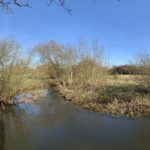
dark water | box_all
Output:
[0,89,150,150]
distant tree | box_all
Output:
[110,65,143,75]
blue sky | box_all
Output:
[0,0,150,65]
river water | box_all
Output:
[0,89,150,150]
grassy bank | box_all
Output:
[20,76,50,92]
[53,75,150,117]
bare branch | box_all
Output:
[0,0,120,14]
[48,0,72,14]
[0,0,71,13]
[13,0,31,7]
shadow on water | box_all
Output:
[0,114,4,150]
[1,89,150,150]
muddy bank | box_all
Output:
[53,84,150,117]
[0,84,49,106]
[13,89,48,105]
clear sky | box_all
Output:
[1,0,150,66]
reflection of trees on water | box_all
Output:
[0,115,4,150]
[0,90,109,150]
[2,107,35,150]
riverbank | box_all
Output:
[11,77,150,117]
[53,80,150,117]
[0,77,50,106]
[2,87,150,150]
[1,75,150,117]
[13,89,48,105]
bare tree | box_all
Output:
[0,38,27,104]
[0,38,20,69]
[34,40,65,79]
[135,50,150,88]
[34,39,107,86]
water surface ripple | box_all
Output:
[0,89,150,150]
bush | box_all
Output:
[110,65,143,75]
[34,39,107,86]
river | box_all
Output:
[0,89,150,150]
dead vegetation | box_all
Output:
[55,82,150,117]
[34,39,107,86]
[0,37,150,117]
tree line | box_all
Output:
[0,37,150,105]
[110,65,145,75]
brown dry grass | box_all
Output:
[54,76,150,117]
[107,75,136,86]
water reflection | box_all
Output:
[0,114,4,150]
[1,89,150,150]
